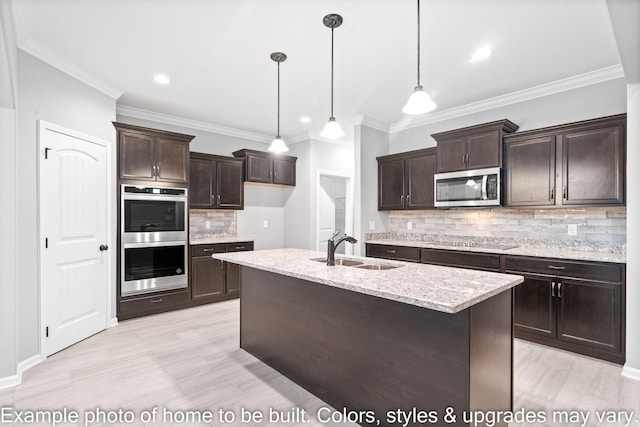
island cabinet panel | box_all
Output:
[420,249,500,271]
[365,243,421,262]
[233,149,297,186]
[240,267,512,427]
[377,148,436,211]
[190,152,244,209]
[432,119,518,173]
[505,256,625,364]
[504,114,625,207]
[114,122,194,186]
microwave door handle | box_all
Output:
[481,175,488,200]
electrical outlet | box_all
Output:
[205,220,211,229]
[568,224,577,236]
[369,221,375,230]
[263,220,269,228]
[407,221,413,230]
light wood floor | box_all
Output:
[2,300,639,427]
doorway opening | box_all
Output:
[316,173,352,256]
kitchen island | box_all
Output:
[213,248,524,427]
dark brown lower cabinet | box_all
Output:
[190,241,253,305]
[506,256,625,364]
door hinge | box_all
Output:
[46,327,49,338]
[44,147,51,159]
[45,238,48,248]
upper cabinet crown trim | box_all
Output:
[431,119,519,140]
[113,122,195,142]
[503,114,626,141]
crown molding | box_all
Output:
[116,105,274,143]
[389,65,626,133]
[19,38,123,100]
[352,114,390,133]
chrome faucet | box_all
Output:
[327,230,358,266]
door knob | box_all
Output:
[99,244,109,251]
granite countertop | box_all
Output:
[190,236,255,245]
[213,248,523,314]
[366,239,627,264]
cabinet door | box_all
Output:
[245,154,272,183]
[190,157,215,208]
[466,130,501,169]
[436,137,467,172]
[504,136,556,206]
[556,278,621,354]
[225,262,240,295]
[405,152,436,209]
[191,256,226,300]
[513,275,556,338]
[562,125,624,205]
[378,158,405,210]
[273,158,296,186]
[156,138,189,184]
[119,131,155,181]
[217,159,244,209]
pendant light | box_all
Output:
[268,52,289,153]
[402,0,437,115]
[320,13,345,140]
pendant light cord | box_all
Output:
[276,60,280,137]
[416,0,421,87]
[330,26,335,118]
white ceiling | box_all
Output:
[11,0,623,140]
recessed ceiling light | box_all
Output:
[300,116,311,123]
[154,74,170,84]
[471,47,493,62]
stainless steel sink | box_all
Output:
[354,263,400,270]
[310,257,364,266]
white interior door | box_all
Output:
[39,121,109,356]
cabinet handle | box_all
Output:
[220,261,224,270]
[150,298,163,303]
[407,194,411,205]
[563,186,567,199]
[203,248,215,252]
[274,170,277,178]
[152,165,157,177]
[547,265,566,270]
[462,154,466,166]
[217,194,221,205]
[235,246,245,250]
[549,187,554,200]
[386,249,396,254]
[557,282,562,298]
[156,165,160,177]
[466,153,470,166]
[551,281,556,297]
[400,195,404,206]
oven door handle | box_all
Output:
[481,175,488,200]
[123,240,187,249]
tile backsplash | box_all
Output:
[377,207,626,253]
[190,210,236,239]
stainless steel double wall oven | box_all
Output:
[120,185,188,296]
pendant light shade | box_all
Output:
[268,52,289,153]
[320,14,344,140]
[403,0,437,115]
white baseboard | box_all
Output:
[109,317,118,328]
[0,354,42,390]
[622,364,640,381]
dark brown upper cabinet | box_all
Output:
[232,149,297,186]
[190,152,244,210]
[113,122,194,186]
[377,148,436,210]
[504,114,625,207]
[432,119,519,173]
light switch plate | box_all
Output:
[369,221,375,230]
[568,224,577,236]
[407,221,413,230]
[205,220,211,229]
[263,220,269,228]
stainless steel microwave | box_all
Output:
[434,167,501,208]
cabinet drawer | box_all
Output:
[421,249,500,271]
[191,244,226,257]
[226,242,254,252]
[504,256,623,283]
[366,244,421,262]
[120,289,189,315]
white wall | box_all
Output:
[623,82,640,378]
[354,125,389,255]
[17,51,116,364]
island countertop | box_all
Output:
[213,248,523,313]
